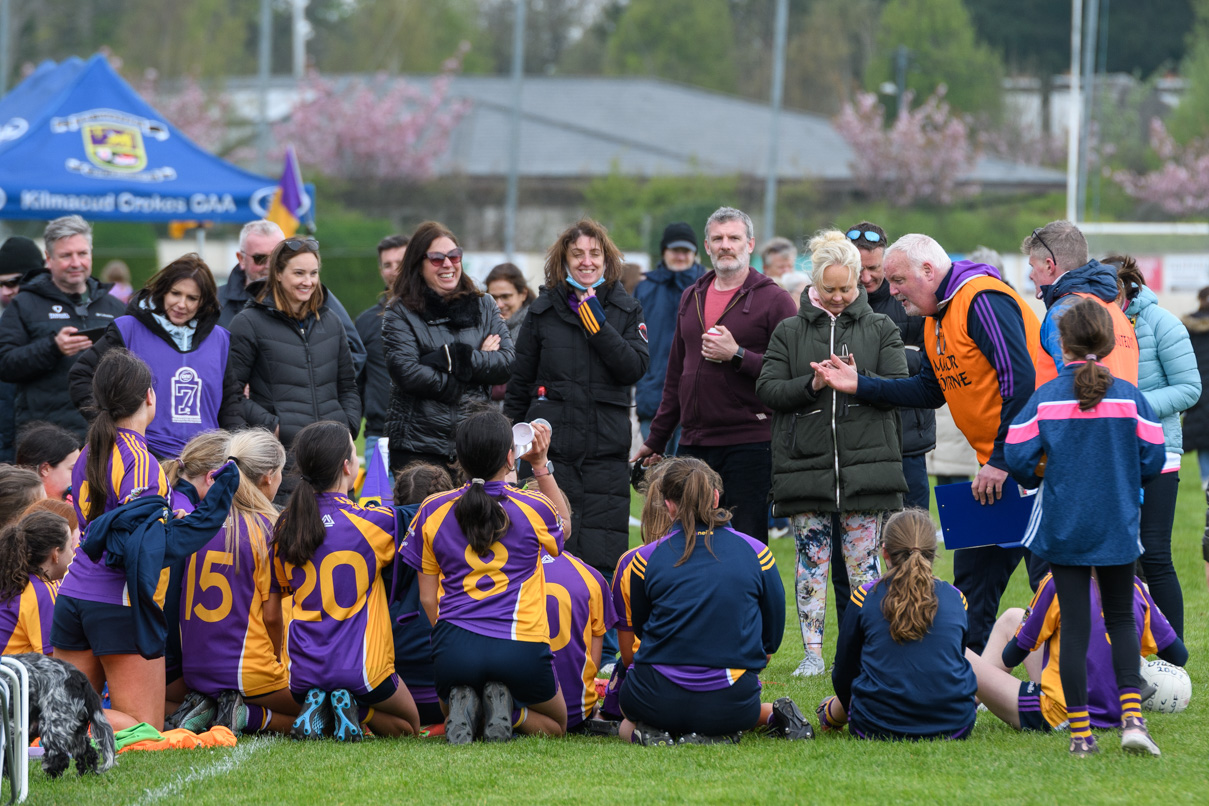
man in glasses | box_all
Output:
[218,219,366,374]
[0,216,125,440]
[812,233,1042,654]
[355,233,408,452]
[1022,220,1138,388]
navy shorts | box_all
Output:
[51,594,155,658]
[619,663,761,736]
[850,718,975,741]
[431,621,557,706]
[291,673,400,707]
[1016,680,1052,733]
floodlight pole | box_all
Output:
[1076,0,1099,222]
[0,0,10,96]
[257,0,273,175]
[503,0,526,261]
[1065,0,1083,222]
[762,0,789,246]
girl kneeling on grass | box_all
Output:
[401,411,570,744]
[0,509,73,655]
[1004,298,1167,757]
[169,429,300,735]
[619,458,812,745]
[966,570,1186,735]
[273,420,420,741]
[817,509,977,740]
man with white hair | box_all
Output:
[219,219,366,373]
[0,215,126,438]
[813,233,1041,653]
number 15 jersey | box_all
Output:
[272,493,397,696]
[400,481,564,644]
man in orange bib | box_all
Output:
[1022,220,1139,388]
[812,234,1041,653]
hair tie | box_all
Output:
[470,478,485,486]
[300,475,317,487]
[1085,354,1097,362]
[909,547,921,554]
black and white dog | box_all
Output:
[4,654,115,777]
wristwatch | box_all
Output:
[532,460,555,478]
[730,346,746,369]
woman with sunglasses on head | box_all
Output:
[382,221,514,478]
[68,254,242,461]
[225,237,361,501]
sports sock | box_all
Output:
[245,706,272,733]
[1067,706,1092,740]
[511,706,527,729]
[1119,688,1143,722]
[764,710,776,727]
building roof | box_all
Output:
[226,74,1065,187]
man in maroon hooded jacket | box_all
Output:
[633,207,798,543]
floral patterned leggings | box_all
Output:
[792,511,885,660]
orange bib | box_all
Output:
[924,275,1041,465]
[1034,292,1139,387]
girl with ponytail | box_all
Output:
[817,509,977,740]
[271,420,420,741]
[0,510,72,655]
[402,410,571,744]
[616,458,810,746]
[53,348,172,731]
[1005,297,1168,757]
[167,429,301,736]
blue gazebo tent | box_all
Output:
[0,53,313,225]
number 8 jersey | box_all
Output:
[271,493,398,697]
[400,481,565,643]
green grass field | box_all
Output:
[22,458,1209,804]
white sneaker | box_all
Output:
[791,654,826,677]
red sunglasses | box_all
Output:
[426,248,463,268]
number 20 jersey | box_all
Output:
[400,481,565,644]
[271,493,397,696]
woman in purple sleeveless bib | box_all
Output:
[68,254,241,461]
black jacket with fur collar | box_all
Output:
[382,291,514,461]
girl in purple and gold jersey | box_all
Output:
[0,509,73,655]
[401,410,572,744]
[169,429,299,735]
[52,349,172,731]
[273,421,419,741]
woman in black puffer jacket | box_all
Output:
[225,237,360,498]
[503,219,648,578]
[382,221,513,477]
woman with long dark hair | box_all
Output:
[225,238,360,500]
[15,421,80,501]
[504,219,648,582]
[69,253,241,460]
[382,222,513,477]
[402,410,571,744]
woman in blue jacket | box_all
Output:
[1110,255,1201,639]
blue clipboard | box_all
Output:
[934,481,1037,549]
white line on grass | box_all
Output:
[132,739,264,806]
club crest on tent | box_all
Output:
[84,123,147,173]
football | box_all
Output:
[1141,659,1192,714]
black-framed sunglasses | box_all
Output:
[1031,228,1057,265]
[847,229,884,247]
[0,277,21,289]
[426,248,463,268]
[249,253,270,266]
[283,237,319,253]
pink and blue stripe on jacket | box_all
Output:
[1005,363,1166,566]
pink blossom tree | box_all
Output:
[834,86,979,206]
[1112,118,1209,217]
[272,44,472,182]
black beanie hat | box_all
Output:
[0,237,43,278]
[659,222,697,253]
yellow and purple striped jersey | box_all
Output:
[400,481,564,643]
[0,576,57,655]
[60,428,170,606]
[272,493,397,696]
[181,512,287,698]
[542,550,617,728]
[1012,573,1177,728]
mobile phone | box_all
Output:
[76,325,109,342]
